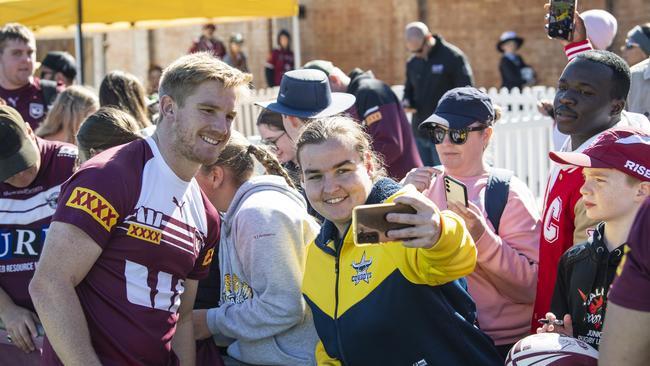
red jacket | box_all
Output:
[532,164,588,332]
[265,48,294,87]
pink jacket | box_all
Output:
[424,170,540,345]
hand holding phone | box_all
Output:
[547,0,577,40]
[444,176,468,208]
[352,203,416,245]
[536,313,573,337]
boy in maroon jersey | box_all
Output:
[0,23,60,130]
[0,105,76,362]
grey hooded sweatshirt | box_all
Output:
[206,175,320,365]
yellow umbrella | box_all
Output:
[0,0,297,28]
[0,0,299,81]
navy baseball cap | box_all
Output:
[419,87,495,130]
[256,69,355,119]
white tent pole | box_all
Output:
[291,15,301,68]
[74,0,85,84]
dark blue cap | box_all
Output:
[256,69,355,119]
[419,87,495,130]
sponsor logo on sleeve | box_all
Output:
[364,111,383,126]
[65,187,119,231]
[202,248,215,266]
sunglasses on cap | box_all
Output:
[427,125,488,145]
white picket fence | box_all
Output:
[236,85,557,201]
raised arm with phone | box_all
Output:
[297,115,503,365]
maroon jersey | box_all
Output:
[609,198,650,311]
[42,138,220,366]
[0,139,77,311]
[0,78,51,130]
[266,48,294,86]
[188,36,226,59]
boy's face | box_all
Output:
[0,39,35,88]
[554,59,619,139]
[580,168,640,222]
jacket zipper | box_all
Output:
[333,237,350,366]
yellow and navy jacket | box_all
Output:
[302,179,502,366]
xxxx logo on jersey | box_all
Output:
[127,222,162,245]
[66,187,118,231]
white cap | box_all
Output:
[582,9,618,50]
[405,22,430,39]
[499,31,518,42]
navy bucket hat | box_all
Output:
[256,69,355,119]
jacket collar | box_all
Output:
[590,222,625,262]
[347,68,373,95]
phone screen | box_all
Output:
[548,0,576,40]
[444,176,468,207]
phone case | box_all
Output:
[444,176,468,207]
[352,203,417,245]
[548,0,576,40]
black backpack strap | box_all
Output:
[40,79,59,110]
[485,168,513,235]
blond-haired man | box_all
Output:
[30,53,251,366]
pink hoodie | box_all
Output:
[424,170,540,346]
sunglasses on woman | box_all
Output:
[427,125,488,145]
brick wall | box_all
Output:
[35,0,649,90]
[299,0,649,88]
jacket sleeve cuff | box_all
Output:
[206,307,236,346]
[417,211,477,277]
[564,39,593,61]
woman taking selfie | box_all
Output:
[404,87,540,359]
[298,116,501,365]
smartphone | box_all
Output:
[538,318,564,326]
[548,0,576,40]
[444,176,468,207]
[352,203,417,245]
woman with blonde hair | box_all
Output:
[99,71,151,129]
[35,85,98,144]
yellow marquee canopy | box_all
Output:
[0,0,298,34]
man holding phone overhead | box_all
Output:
[403,87,541,359]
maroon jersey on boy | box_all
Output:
[0,78,51,130]
[0,139,77,311]
[41,138,220,366]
